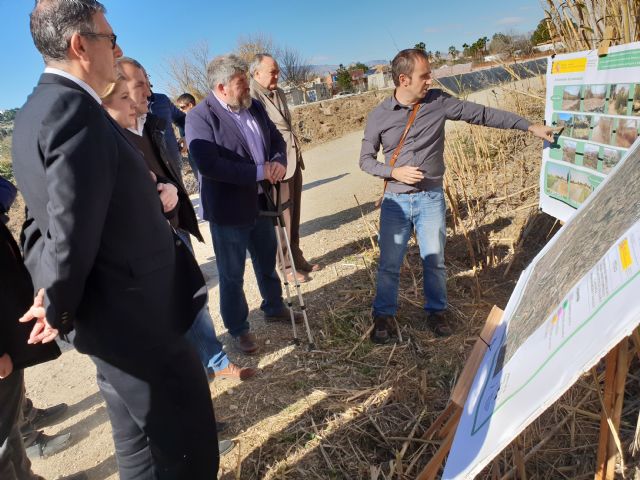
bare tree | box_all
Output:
[234,33,281,63]
[278,46,312,87]
[165,40,211,100]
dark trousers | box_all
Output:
[0,370,39,480]
[277,164,305,271]
[92,338,218,480]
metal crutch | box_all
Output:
[259,181,315,350]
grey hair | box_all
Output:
[249,53,275,76]
[207,55,248,90]
[30,0,106,63]
[117,56,145,73]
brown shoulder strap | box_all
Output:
[383,102,421,193]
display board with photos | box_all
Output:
[540,42,640,221]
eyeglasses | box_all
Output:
[80,32,117,49]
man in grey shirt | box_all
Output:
[360,48,553,342]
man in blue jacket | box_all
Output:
[149,89,185,183]
[186,54,302,355]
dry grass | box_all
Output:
[543,0,640,51]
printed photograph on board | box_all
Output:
[555,112,574,137]
[582,143,600,170]
[572,115,591,140]
[583,85,606,113]
[633,84,640,116]
[562,86,582,111]
[602,147,622,174]
[546,163,570,199]
[615,118,639,148]
[562,139,577,163]
[567,170,594,204]
[590,116,613,144]
[609,84,630,115]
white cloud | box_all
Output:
[496,16,526,25]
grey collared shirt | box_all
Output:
[359,88,531,193]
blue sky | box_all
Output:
[0,0,544,110]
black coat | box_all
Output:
[145,114,203,242]
[12,74,205,360]
[0,221,60,369]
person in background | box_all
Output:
[0,175,84,478]
[250,53,319,284]
[148,85,186,184]
[175,93,200,188]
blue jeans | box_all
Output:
[177,230,229,374]
[185,307,229,375]
[210,216,284,337]
[373,189,447,317]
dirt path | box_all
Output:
[24,79,544,479]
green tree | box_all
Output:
[349,62,369,73]
[336,64,353,91]
[426,51,434,62]
[530,19,551,45]
[448,45,459,60]
[414,42,426,51]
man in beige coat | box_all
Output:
[250,53,319,283]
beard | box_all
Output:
[228,90,252,110]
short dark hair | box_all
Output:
[30,0,106,63]
[176,93,196,106]
[391,49,429,87]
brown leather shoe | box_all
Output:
[264,307,303,324]
[295,259,321,273]
[285,270,309,283]
[235,332,259,355]
[215,363,258,381]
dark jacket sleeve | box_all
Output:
[34,94,118,330]
[0,176,17,216]
[170,101,186,132]
[186,108,259,186]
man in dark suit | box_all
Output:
[186,54,302,355]
[12,1,218,478]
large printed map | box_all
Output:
[443,136,640,478]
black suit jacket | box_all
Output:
[144,114,203,242]
[0,221,60,369]
[12,74,205,359]
[185,94,286,226]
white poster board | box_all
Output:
[443,138,640,479]
[540,42,640,221]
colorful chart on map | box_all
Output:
[540,42,640,221]
[443,138,640,479]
